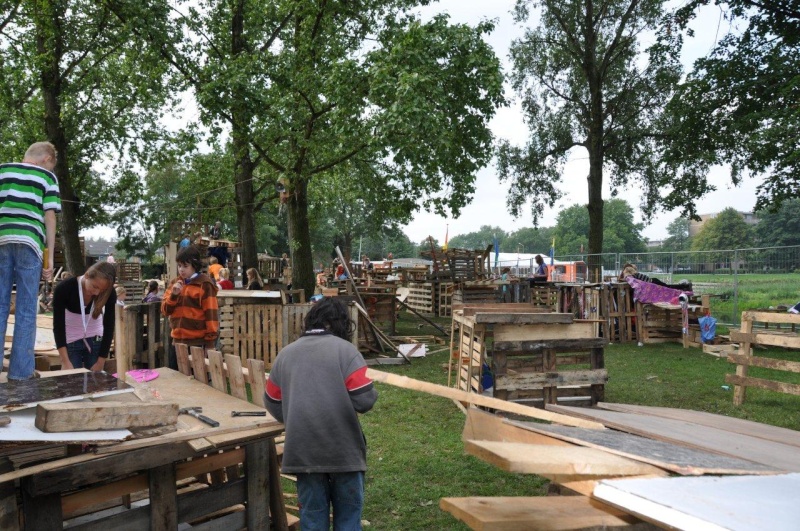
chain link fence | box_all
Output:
[496,246,800,326]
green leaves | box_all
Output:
[499,0,682,253]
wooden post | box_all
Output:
[149,463,178,531]
[733,314,753,406]
[245,440,271,530]
[114,305,131,386]
[147,303,159,368]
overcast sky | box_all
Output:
[403,0,759,245]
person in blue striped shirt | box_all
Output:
[0,142,62,380]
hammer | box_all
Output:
[178,407,219,428]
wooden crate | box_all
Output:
[529,283,558,308]
[602,283,637,343]
[450,310,607,408]
[636,294,710,348]
[454,285,498,306]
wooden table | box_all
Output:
[0,368,286,530]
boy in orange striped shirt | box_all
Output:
[162,245,219,370]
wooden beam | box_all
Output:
[727,354,800,374]
[366,369,604,429]
[725,374,800,397]
[495,369,608,391]
[440,496,640,531]
[34,402,179,433]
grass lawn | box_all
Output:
[345,312,800,530]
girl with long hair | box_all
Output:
[53,261,117,371]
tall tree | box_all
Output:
[0,0,173,274]
[755,200,800,249]
[111,1,504,297]
[554,199,646,255]
[663,1,800,212]
[505,226,556,255]
[448,226,507,251]
[661,217,691,252]
[691,208,753,253]
[497,0,682,276]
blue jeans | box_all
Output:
[0,243,41,380]
[66,336,102,370]
[297,472,364,531]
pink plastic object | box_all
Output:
[112,369,159,383]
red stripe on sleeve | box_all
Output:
[266,378,282,401]
[345,366,372,392]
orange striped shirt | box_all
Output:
[161,274,219,344]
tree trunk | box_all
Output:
[37,0,84,275]
[584,1,604,283]
[286,178,314,298]
[230,0,258,284]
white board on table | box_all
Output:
[594,473,800,531]
[0,408,131,442]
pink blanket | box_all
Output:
[626,277,692,305]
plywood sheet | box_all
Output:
[547,405,800,472]
[0,372,133,412]
[440,496,639,531]
[596,402,800,449]
[508,421,777,475]
[464,440,664,478]
[594,473,800,531]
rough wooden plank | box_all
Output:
[207,349,227,393]
[149,463,177,531]
[245,440,270,530]
[224,354,248,402]
[190,346,209,384]
[474,313,574,325]
[508,421,778,475]
[743,311,800,325]
[247,359,267,408]
[725,374,800,397]
[493,337,608,352]
[174,343,191,376]
[495,369,608,391]
[459,304,550,315]
[727,353,800,374]
[493,322,597,342]
[440,496,639,531]
[730,331,800,350]
[62,448,246,516]
[464,440,664,478]
[546,405,800,472]
[595,402,800,449]
[367,369,604,429]
[35,401,178,432]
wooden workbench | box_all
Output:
[0,368,286,530]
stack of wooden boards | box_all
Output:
[441,403,800,530]
[449,306,607,408]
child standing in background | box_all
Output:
[162,246,219,370]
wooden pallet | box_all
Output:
[406,282,435,315]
